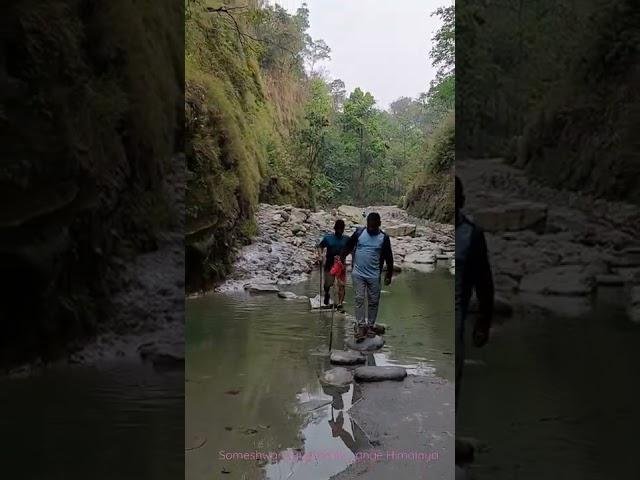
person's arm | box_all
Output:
[471,228,494,346]
[381,234,394,283]
[340,230,359,262]
[317,236,328,264]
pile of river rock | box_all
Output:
[216,204,454,292]
[459,158,640,321]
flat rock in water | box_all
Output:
[247,284,279,294]
[330,350,366,365]
[346,335,385,351]
[319,367,354,387]
[278,291,303,299]
[309,294,334,309]
[354,366,407,382]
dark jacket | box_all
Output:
[455,213,494,332]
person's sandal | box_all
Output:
[366,326,376,338]
[354,326,367,343]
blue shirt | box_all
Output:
[353,229,385,279]
[318,233,348,271]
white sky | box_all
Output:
[269,0,449,109]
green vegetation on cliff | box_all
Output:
[185,1,314,291]
[1,1,183,364]
[404,5,455,223]
[186,1,456,290]
[458,0,639,204]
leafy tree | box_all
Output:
[305,38,331,75]
[328,79,347,111]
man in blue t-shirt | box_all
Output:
[317,220,349,307]
[341,212,394,341]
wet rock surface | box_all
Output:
[216,204,453,292]
[330,350,366,365]
[346,335,385,351]
[354,366,407,382]
[319,367,354,387]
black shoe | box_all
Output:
[323,292,330,305]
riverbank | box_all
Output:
[214,204,454,294]
[6,156,185,377]
[457,157,640,479]
[458,157,640,321]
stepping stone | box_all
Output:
[354,366,407,382]
[330,350,366,365]
[346,335,385,351]
[319,367,353,387]
[309,294,334,309]
[247,284,279,294]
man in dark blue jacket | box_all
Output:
[455,175,494,408]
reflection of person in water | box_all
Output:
[323,384,369,455]
[328,410,359,453]
[455,175,494,463]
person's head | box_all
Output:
[334,219,345,237]
[366,212,381,233]
[455,176,465,214]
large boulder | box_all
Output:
[138,341,184,369]
[289,208,309,224]
[247,284,279,294]
[472,201,548,233]
[337,205,365,223]
[385,224,417,237]
[404,251,436,264]
[354,366,407,382]
[520,265,594,296]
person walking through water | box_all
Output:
[317,220,349,308]
[341,212,394,342]
[455,175,494,465]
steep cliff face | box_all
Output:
[404,113,455,224]
[0,1,183,366]
[184,2,308,292]
[511,0,640,204]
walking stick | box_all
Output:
[329,280,336,352]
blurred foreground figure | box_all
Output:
[455,175,494,464]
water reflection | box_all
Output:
[186,268,453,480]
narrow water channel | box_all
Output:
[186,267,454,480]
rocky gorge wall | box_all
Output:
[0,1,183,367]
[509,0,640,205]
